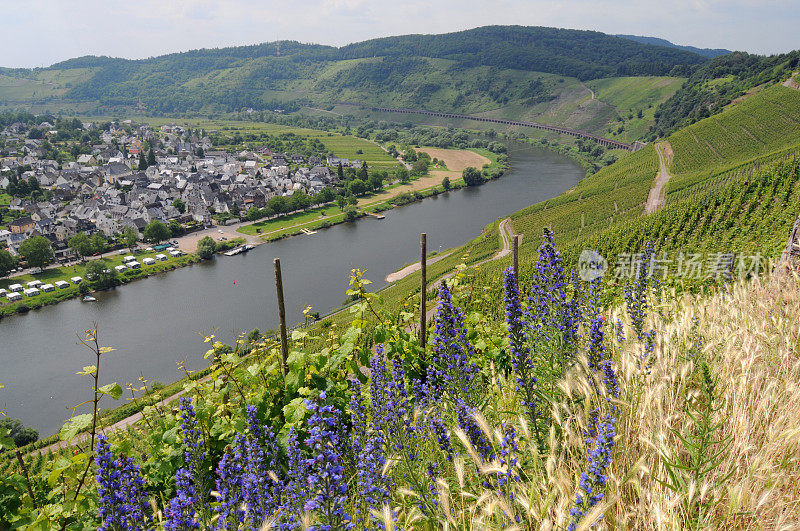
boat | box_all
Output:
[82,296,97,302]
[224,244,256,257]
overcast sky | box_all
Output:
[1,0,798,68]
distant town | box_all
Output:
[0,117,369,263]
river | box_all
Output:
[0,143,583,436]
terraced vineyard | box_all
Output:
[667,85,800,176]
[571,152,800,265]
[510,143,658,254]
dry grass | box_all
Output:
[607,272,800,529]
[395,272,800,530]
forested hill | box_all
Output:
[651,50,800,137]
[615,34,732,58]
[336,26,706,79]
[0,25,709,116]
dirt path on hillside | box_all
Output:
[407,218,517,329]
[385,251,454,282]
[783,72,800,90]
[645,142,672,214]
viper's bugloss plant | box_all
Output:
[428,282,479,405]
[303,392,352,530]
[95,434,150,530]
[165,397,205,530]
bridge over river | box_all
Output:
[343,103,643,151]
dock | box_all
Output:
[363,211,385,219]
[224,244,255,256]
[301,228,318,235]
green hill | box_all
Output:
[651,50,800,137]
[0,25,706,123]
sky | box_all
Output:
[1,0,798,68]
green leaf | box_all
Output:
[76,365,97,376]
[0,427,13,450]
[59,414,93,441]
[98,382,123,400]
[283,397,308,424]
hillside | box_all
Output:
[0,26,706,126]
[651,50,800,137]
[616,34,732,58]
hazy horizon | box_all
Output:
[1,0,798,68]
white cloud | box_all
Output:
[0,0,796,67]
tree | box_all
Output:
[337,162,344,181]
[336,196,347,211]
[442,176,451,190]
[122,226,138,250]
[86,260,118,289]
[147,148,156,168]
[0,249,16,277]
[412,159,429,175]
[144,220,171,243]
[0,418,38,448]
[197,236,217,260]
[173,198,186,214]
[347,178,368,196]
[138,151,147,170]
[18,236,53,269]
[462,166,484,187]
[169,220,184,236]
[344,205,358,221]
[91,232,108,254]
[396,167,410,184]
[368,172,384,191]
[404,147,418,162]
[68,232,92,261]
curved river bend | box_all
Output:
[0,143,582,435]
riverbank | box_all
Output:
[237,147,505,242]
[0,140,583,437]
[0,239,244,318]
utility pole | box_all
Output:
[420,233,427,346]
[274,258,288,378]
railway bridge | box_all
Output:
[345,103,640,151]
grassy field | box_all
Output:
[0,250,196,316]
[586,76,686,141]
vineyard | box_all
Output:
[509,143,658,256]
[568,152,800,266]
[666,84,800,177]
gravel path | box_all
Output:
[645,142,672,214]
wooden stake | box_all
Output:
[513,234,519,275]
[274,258,289,378]
[420,233,427,346]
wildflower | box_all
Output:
[213,436,246,528]
[303,392,351,529]
[95,434,150,530]
[429,282,479,405]
[165,397,205,530]
[569,413,616,530]
[350,379,392,524]
[503,268,539,428]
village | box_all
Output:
[0,118,366,264]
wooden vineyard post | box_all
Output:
[513,234,520,275]
[274,258,289,378]
[420,233,427,347]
